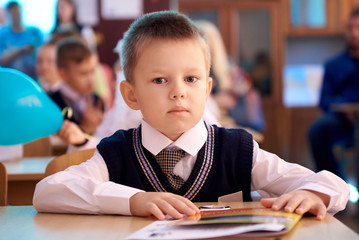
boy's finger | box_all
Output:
[284,195,304,213]
[311,203,326,220]
[96,99,104,110]
[270,194,292,211]
[147,203,165,220]
[86,97,94,108]
[294,199,312,215]
[170,197,197,216]
[260,198,276,208]
[174,195,200,213]
[157,200,183,219]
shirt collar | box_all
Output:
[60,83,84,102]
[142,119,208,157]
[40,79,63,93]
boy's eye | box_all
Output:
[185,76,198,83]
[153,78,166,84]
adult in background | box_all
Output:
[309,8,359,178]
[0,1,43,79]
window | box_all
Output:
[0,0,57,34]
[291,0,326,28]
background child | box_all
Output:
[34,11,349,221]
[50,38,104,137]
[36,42,63,93]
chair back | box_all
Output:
[0,162,7,206]
[23,137,52,157]
[45,148,96,177]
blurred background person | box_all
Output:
[52,0,97,51]
[196,20,265,132]
[0,1,43,79]
[36,42,62,93]
[0,7,5,27]
[250,51,271,96]
[51,38,104,137]
[309,8,359,179]
[50,30,115,110]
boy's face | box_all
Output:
[121,38,212,141]
[8,5,21,26]
[36,45,59,84]
[58,54,97,96]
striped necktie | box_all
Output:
[156,149,186,190]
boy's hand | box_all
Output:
[56,120,87,145]
[80,98,104,134]
[260,190,329,220]
[130,192,200,220]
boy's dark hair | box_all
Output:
[6,1,19,10]
[56,37,92,68]
[50,30,82,44]
[121,11,210,82]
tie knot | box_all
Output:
[156,149,185,175]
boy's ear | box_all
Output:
[120,81,140,110]
[206,77,213,99]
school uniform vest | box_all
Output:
[97,124,253,202]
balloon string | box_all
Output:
[61,107,100,142]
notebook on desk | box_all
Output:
[125,207,302,239]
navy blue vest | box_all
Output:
[97,124,253,202]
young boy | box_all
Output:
[49,38,104,136]
[33,11,349,220]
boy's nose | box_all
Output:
[170,84,186,100]
[170,91,185,99]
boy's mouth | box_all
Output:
[168,106,189,116]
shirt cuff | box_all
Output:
[66,139,99,153]
[94,182,144,215]
[296,183,350,214]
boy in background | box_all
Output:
[50,38,104,139]
[34,11,349,220]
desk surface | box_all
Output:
[0,203,358,240]
[3,156,54,181]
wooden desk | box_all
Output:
[0,203,358,240]
[3,157,54,205]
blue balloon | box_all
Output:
[0,68,63,145]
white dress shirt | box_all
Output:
[33,120,350,215]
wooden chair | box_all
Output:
[45,148,96,177]
[0,162,7,206]
[23,137,52,157]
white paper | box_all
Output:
[74,0,99,26]
[125,220,284,239]
[101,0,143,20]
